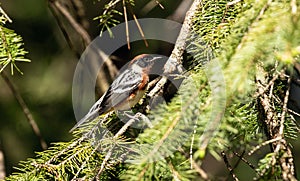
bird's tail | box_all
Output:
[69,95,106,133]
[69,109,101,132]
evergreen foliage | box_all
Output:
[3,0,300,180]
[0,7,30,75]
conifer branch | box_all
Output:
[165,0,202,73]
[150,0,202,99]
[97,118,135,178]
[256,68,296,180]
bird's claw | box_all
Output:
[122,111,153,128]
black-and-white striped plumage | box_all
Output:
[71,54,163,131]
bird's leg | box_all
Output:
[120,111,153,128]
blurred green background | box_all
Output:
[1,0,76,174]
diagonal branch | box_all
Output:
[178,147,209,180]
[96,118,136,179]
[256,68,296,181]
[69,0,89,30]
[48,0,91,46]
[149,0,202,101]
[1,70,47,150]
[221,151,239,181]
[48,0,118,94]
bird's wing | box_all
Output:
[100,69,143,111]
[70,69,143,132]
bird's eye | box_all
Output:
[143,57,150,62]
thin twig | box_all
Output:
[96,118,136,178]
[130,8,149,47]
[1,70,47,150]
[254,71,280,98]
[0,7,12,23]
[147,76,167,98]
[191,159,209,181]
[49,0,91,46]
[288,108,300,118]
[168,161,181,181]
[71,144,101,181]
[48,0,118,93]
[178,147,209,180]
[230,150,245,174]
[122,0,130,49]
[248,137,282,156]
[256,0,273,22]
[102,0,122,16]
[48,2,81,59]
[97,145,114,180]
[148,77,161,89]
[277,75,291,145]
[272,75,296,181]
[221,151,239,181]
[102,52,118,79]
[140,0,164,15]
[233,151,256,170]
[190,121,197,169]
[70,0,89,30]
[137,164,150,180]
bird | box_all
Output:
[70,54,165,132]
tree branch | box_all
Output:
[221,151,239,181]
[48,0,118,94]
[96,118,136,179]
[48,0,91,47]
[178,147,210,181]
[149,0,202,97]
[256,68,296,181]
[69,0,89,30]
[0,70,47,150]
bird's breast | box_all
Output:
[115,88,147,111]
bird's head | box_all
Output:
[130,54,167,73]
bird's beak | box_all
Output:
[152,56,165,61]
